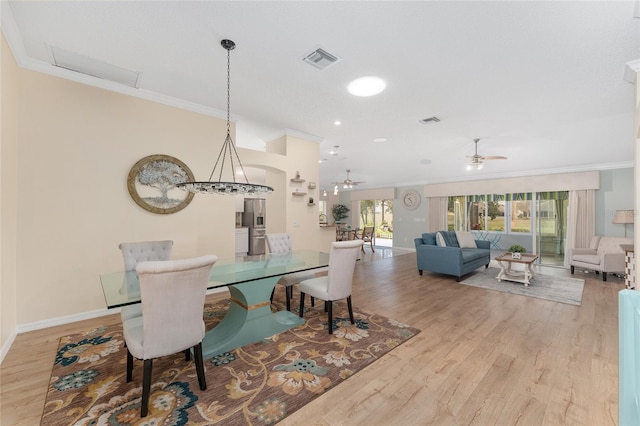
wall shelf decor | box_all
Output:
[127,154,195,214]
[292,191,307,196]
[307,182,316,189]
[290,178,305,183]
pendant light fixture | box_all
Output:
[177,39,273,195]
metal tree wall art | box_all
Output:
[127,154,195,214]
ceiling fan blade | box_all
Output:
[481,155,508,160]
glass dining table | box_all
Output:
[100,250,329,359]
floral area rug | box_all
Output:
[42,297,419,425]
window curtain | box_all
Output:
[428,197,447,232]
[565,190,595,267]
[466,193,533,202]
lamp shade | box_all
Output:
[612,210,635,224]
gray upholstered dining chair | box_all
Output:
[118,240,174,322]
[266,233,320,311]
[123,254,217,418]
[298,239,363,334]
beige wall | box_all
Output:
[0,40,326,344]
[1,34,19,354]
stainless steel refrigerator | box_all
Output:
[242,198,266,255]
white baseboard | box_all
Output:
[15,287,227,335]
[0,330,17,365]
[2,286,228,363]
[16,308,116,334]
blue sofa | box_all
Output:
[414,231,491,281]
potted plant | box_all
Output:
[331,204,350,223]
[508,244,526,253]
[508,244,526,259]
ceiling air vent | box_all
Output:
[419,116,441,125]
[302,47,341,71]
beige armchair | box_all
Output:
[570,235,632,281]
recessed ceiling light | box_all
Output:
[334,120,341,126]
[347,76,386,97]
[373,137,388,143]
[420,159,432,165]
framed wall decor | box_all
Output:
[127,154,195,214]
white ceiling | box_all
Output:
[3,1,640,192]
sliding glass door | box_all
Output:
[535,192,568,266]
[358,199,393,247]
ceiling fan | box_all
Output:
[332,169,365,190]
[466,138,507,170]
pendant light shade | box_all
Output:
[177,39,273,195]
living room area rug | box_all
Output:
[41,297,419,425]
[459,267,585,306]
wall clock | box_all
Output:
[402,189,422,210]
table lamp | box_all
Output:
[612,209,634,237]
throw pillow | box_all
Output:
[455,231,477,248]
[436,232,447,247]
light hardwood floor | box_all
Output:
[1,251,621,425]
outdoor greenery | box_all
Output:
[358,200,393,238]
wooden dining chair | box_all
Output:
[355,226,375,253]
[122,255,217,417]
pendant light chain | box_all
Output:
[176,39,273,195]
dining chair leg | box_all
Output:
[327,300,333,334]
[194,342,207,391]
[270,287,275,303]
[311,296,315,307]
[285,286,292,311]
[184,349,191,361]
[141,359,153,417]
[299,292,306,318]
[324,300,328,312]
[126,349,133,382]
[347,295,355,324]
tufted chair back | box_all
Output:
[123,254,217,417]
[117,240,174,322]
[326,240,364,300]
[119,240,174,271]
[266,233,293,255]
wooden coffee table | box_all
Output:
[494,253,539,286]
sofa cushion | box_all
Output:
[436,232,447,247]
[440,231,459,247]
[461,249,486,263]
[456,231,477,248]
[573,254,601,265]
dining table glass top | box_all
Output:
[100,250,329,309]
